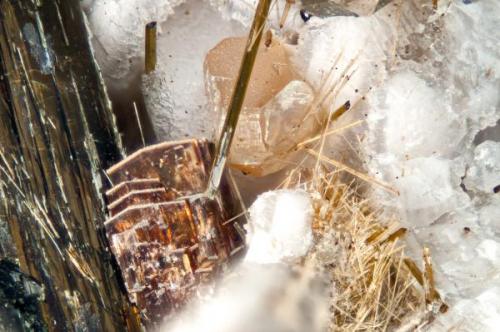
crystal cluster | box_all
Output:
[204,36,319,176]
[85,0,500,329]
[344,1,500,329]
[104,139,245,325]
[280,3,500,325]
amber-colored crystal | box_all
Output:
[104,139,245,326]
[205,37,320,176]
[204,36,296,111]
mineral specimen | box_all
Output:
[163,190,326,332]
[0,260,45,332]
[104,139,245,326]
[1,0,136,330]
[204,36,319,176]
[329,0,500,328]
[244,189,313,264]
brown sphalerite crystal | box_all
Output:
[106,178,165,204]
[104,139,245,326]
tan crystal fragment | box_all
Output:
[231,80,319,176]
[205,37,320,176]
[205,36,296,111]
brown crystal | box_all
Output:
[104,139,245,326]
[107,139,211,198]
[106,178,164,203]
[107,187,170,216]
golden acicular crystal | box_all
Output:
[204,36,321,176]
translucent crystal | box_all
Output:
[351,1,500,326]
[463,141,500,194]
[87,0,184,86]
[204,36,318,176]
[429,287,500,332]
[205,36,297,113]
[232,80,317,176]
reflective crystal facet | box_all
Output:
[104,139,245,326]
[205,37,319,176]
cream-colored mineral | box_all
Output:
[204,36,320,176]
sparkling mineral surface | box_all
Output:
[104,139,245,326]
[85,0,500,330]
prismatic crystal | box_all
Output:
[104,139,245,326]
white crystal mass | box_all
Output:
[244,189,314,264]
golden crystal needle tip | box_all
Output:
[145,21,157,74]
[280,0,295,28]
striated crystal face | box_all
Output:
[205,36,320,176]
[104,139,245,327]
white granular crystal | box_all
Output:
[86,0,185,89]
[244,189,313,264]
